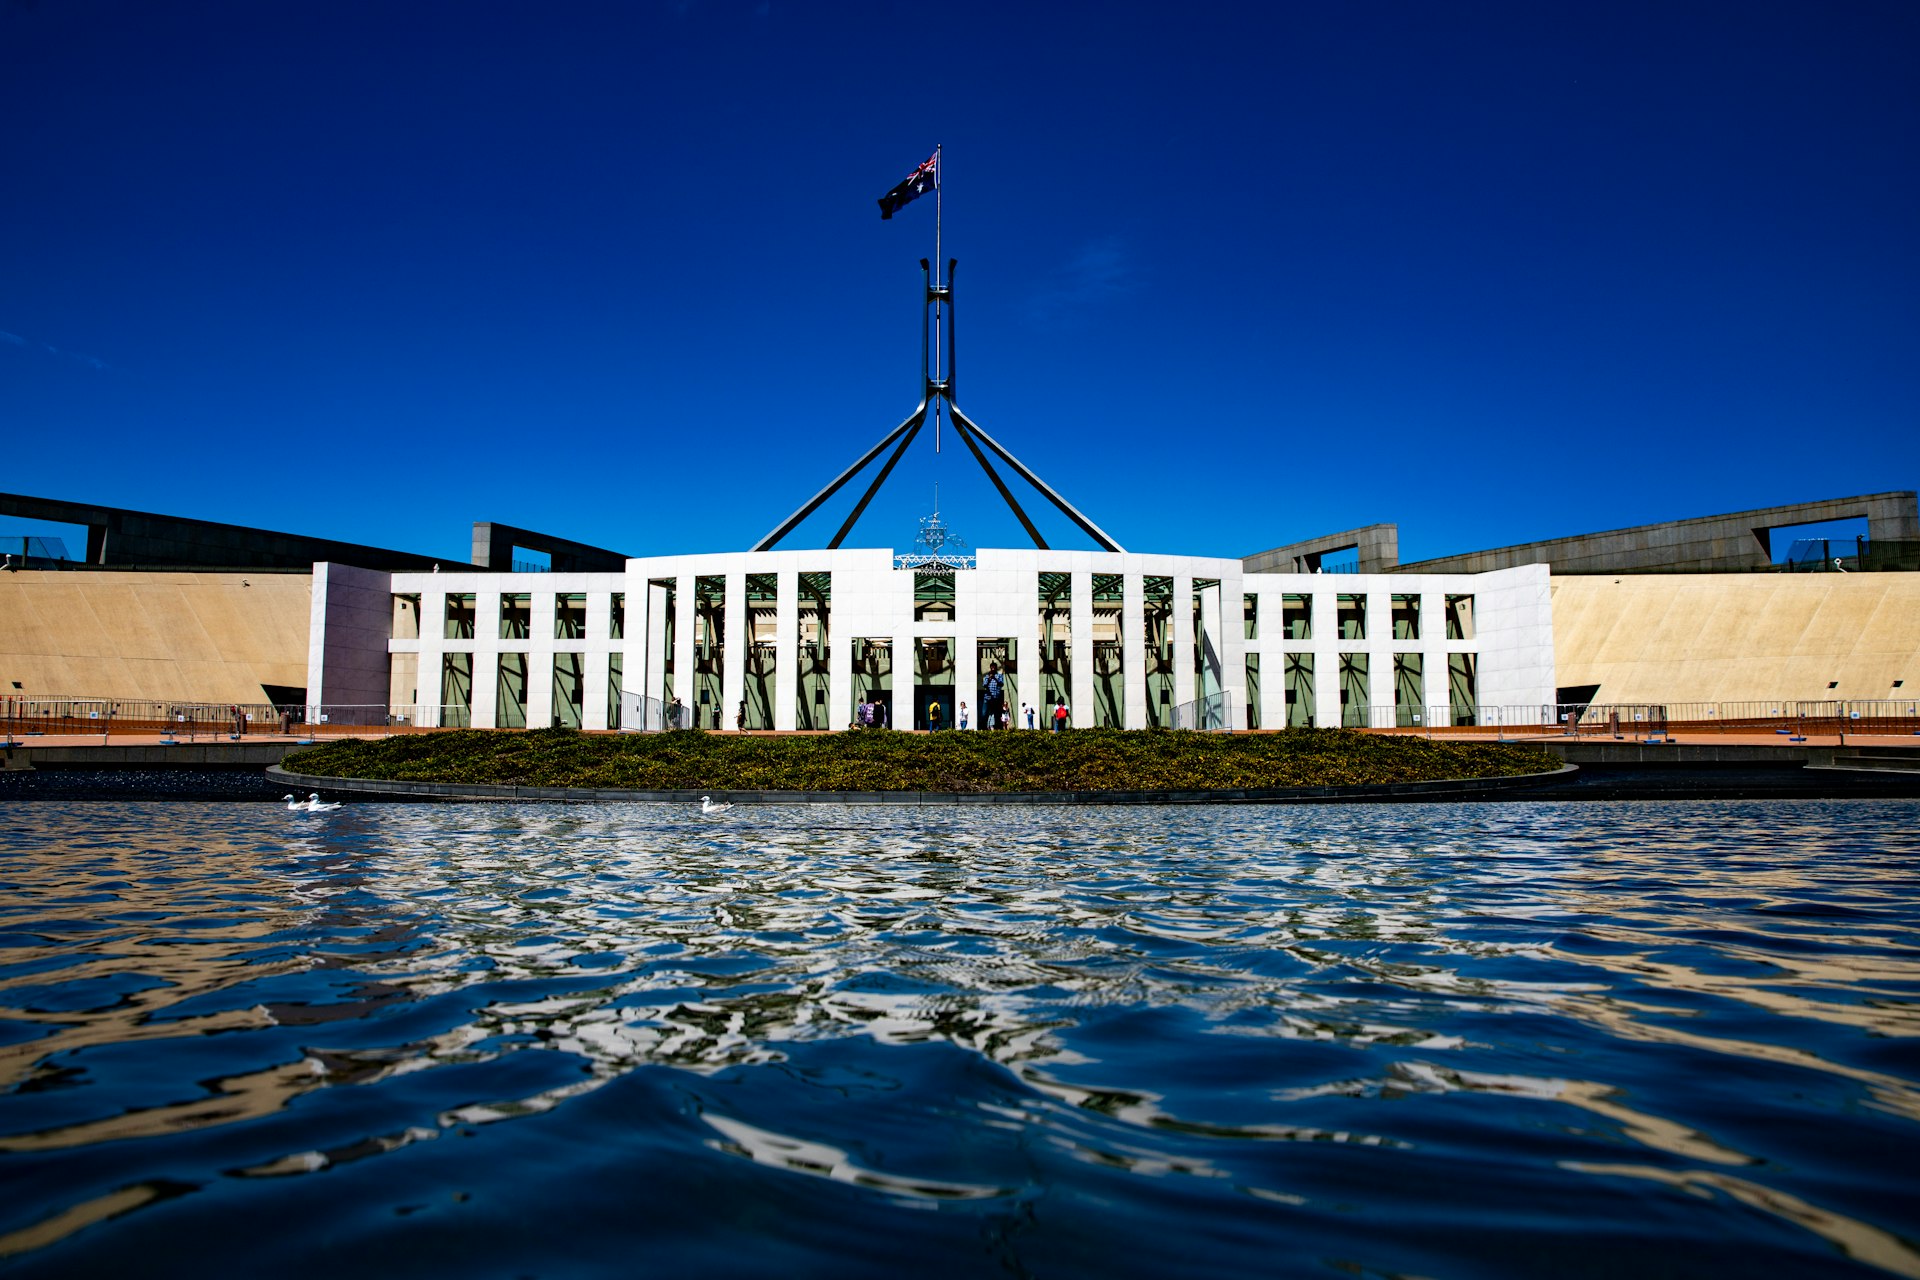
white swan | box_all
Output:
[303,792,342,812]
[700,795,733,815]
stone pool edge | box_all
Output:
[265,761,1579,805]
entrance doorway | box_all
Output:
[915,638,954,729]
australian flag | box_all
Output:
[878,152,938,220]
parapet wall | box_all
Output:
[1397,492,1919,575]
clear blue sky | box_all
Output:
[4,0,1916,564]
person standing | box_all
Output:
[1024,703,1036,730]
[736,699,747,731]
[959,701,969,730]
[1052,701,1068,733]
[927,699,942,732]
[982,662,1006,731]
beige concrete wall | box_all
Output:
[0,571,312,702]
[1552,573,1920,704]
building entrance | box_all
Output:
[915,638,954,729]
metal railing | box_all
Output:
[1347,700,1920,740]
[1781,537,1920,574]
[1171,691,1237,731]
[0,698,474,741]
[617,691,678,732]
[8,694,1916,743]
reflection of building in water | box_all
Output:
[5,807,1920,1270]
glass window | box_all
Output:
[1449,653,1478,725]
[555,593,587,640]
[1245,652,1260,729]
[497,653,529,728]
[914,572,955,623]
[797,572,831,730]
[1284,653,1314,728]
[695,576,725,728]
[1337,595,1366,641]
[649,579,677,709]
[1093,575,1124,727]
[444,594,475,640]
[1446,595,1475,641]
[552,653,584,728]
[608,654,623,730]
[1392,595,1420,641]
[1394,653,1424,726]
[610,593,625,640]
[851,638,892,726]
[1282,594,1312,641]
[500,594,531,640]
[1193,579,1222,704]
[1243,593,1259,640]
[1143,576,1174,727]
[1039,573,1071,713]
[1339,652,1369,728]
[440,652,472,727]
[392,594,421,640]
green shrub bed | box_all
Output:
[287,728,1560,794]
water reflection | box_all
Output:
[1,800,1917,1275]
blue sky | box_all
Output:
[3,0,1916,565]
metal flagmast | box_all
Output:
[933,144,942,453]
[751,147,1125,555]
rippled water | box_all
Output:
[2,799,1917,1278]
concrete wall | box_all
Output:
[1397,492,1919,576]
[1552,572,1920,704]
[1244,523,1399,575]
[0,492,444,571]
[0,570,311,702]
[306,563,395,711]
[470,522,630,573]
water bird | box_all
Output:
[700,795,734,815]
[286,792,342,812]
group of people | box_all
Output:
[914,662,1068,732]
[664,663,1072,733]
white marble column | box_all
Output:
[1216,578,1244,731]
[1122,571,1146,729]
[1070,570,1094,727]
[891,629,912,730]
[526,593,555,729]
[722,570,746,731]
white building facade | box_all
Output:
[308,550,1553,732]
